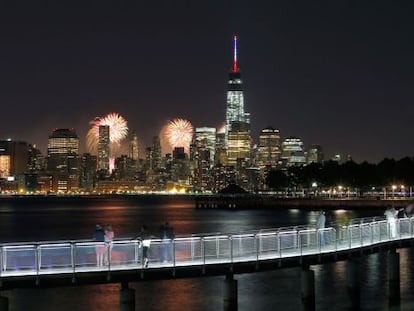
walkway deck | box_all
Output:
[0,216,412,289]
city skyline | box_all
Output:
[0,2,413,163]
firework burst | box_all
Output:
[162,118,193,153]
[86,113,128,154]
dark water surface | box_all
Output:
[0,196,413,310]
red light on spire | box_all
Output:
[233,35,240,72]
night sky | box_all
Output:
[0,1,413,163]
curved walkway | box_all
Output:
[0,216,412,288]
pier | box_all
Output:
[0,216,413,310]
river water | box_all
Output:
[0,195,413,311]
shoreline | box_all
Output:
[0,194,412,210]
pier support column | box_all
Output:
[223,274,238,311]
[300,266,315,311]
[120,282,135,311]
[0,295,8,311]
[388,249,400,307]
[346,258,360,310]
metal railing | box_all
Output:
[1,216,413,278]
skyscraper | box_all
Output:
[0,140,28,178]
[129,132,139,161]
[226,35,250,132]
[257,127,281,168]
[46,128,80,192]
[281,137,306,167]
[195,127,216,165]
[98,125,110,172]
[225,35,251,168]
[47,129,79,173]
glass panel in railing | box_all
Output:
[39,244,72,271]
[299,230,317,254]
[279,231,298,255]
[110,241,138,267]
[399,218,411,237]
[3,245,37,273]
[74,243,104,268]
[258,233,278,257]
[173,238,202,265]
[203,236,231,263]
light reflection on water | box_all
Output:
[0,197,413,310]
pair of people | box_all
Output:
[94,224,114,267]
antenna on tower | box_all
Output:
[233,35,239,72]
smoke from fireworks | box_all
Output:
[162,118,193,153]
[86,112,128,154]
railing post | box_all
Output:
[172,239,176,270]
[0,246,2,278]
[230,235,233,267]
[278,233,281,258]
[255,234,259,263]
[1,247,5,273]
[35,244,40,275]
[190,237,195,261]
[134,240,138,265]
[216,236,220,259]
[202,237,205,274]
[71,242,76,282]
[348,226,352,249]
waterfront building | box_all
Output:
[128,132,139,169]
[307,144,324,164]
[151,136,162,171]
[97,125,110,172]
[46,128,80,192]
[80,153,97,191]
[194,127,216,165]
[281,137,306,167]
[192,146,212,192]
[0,140,28,179]
[214,130,227,165]
[28,144,45,173]
[211,164,236,192]
[227,121,251,167]
[171,147,190,186]
[256,127,281,168]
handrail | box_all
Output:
[0,216,412,280]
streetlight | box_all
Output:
[338,185,343,198]
[392,185,397,199]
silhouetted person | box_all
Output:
[138,225,151,268]
[384,206,398,238]
[316,210,326,246]
[94,224,105,267]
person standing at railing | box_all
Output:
[316,210,326,246]
[94,224,106,267]
[138,225,151,268]
[384,205,398,238]
[104,224,114,265]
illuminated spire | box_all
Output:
[232,35,240,72]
